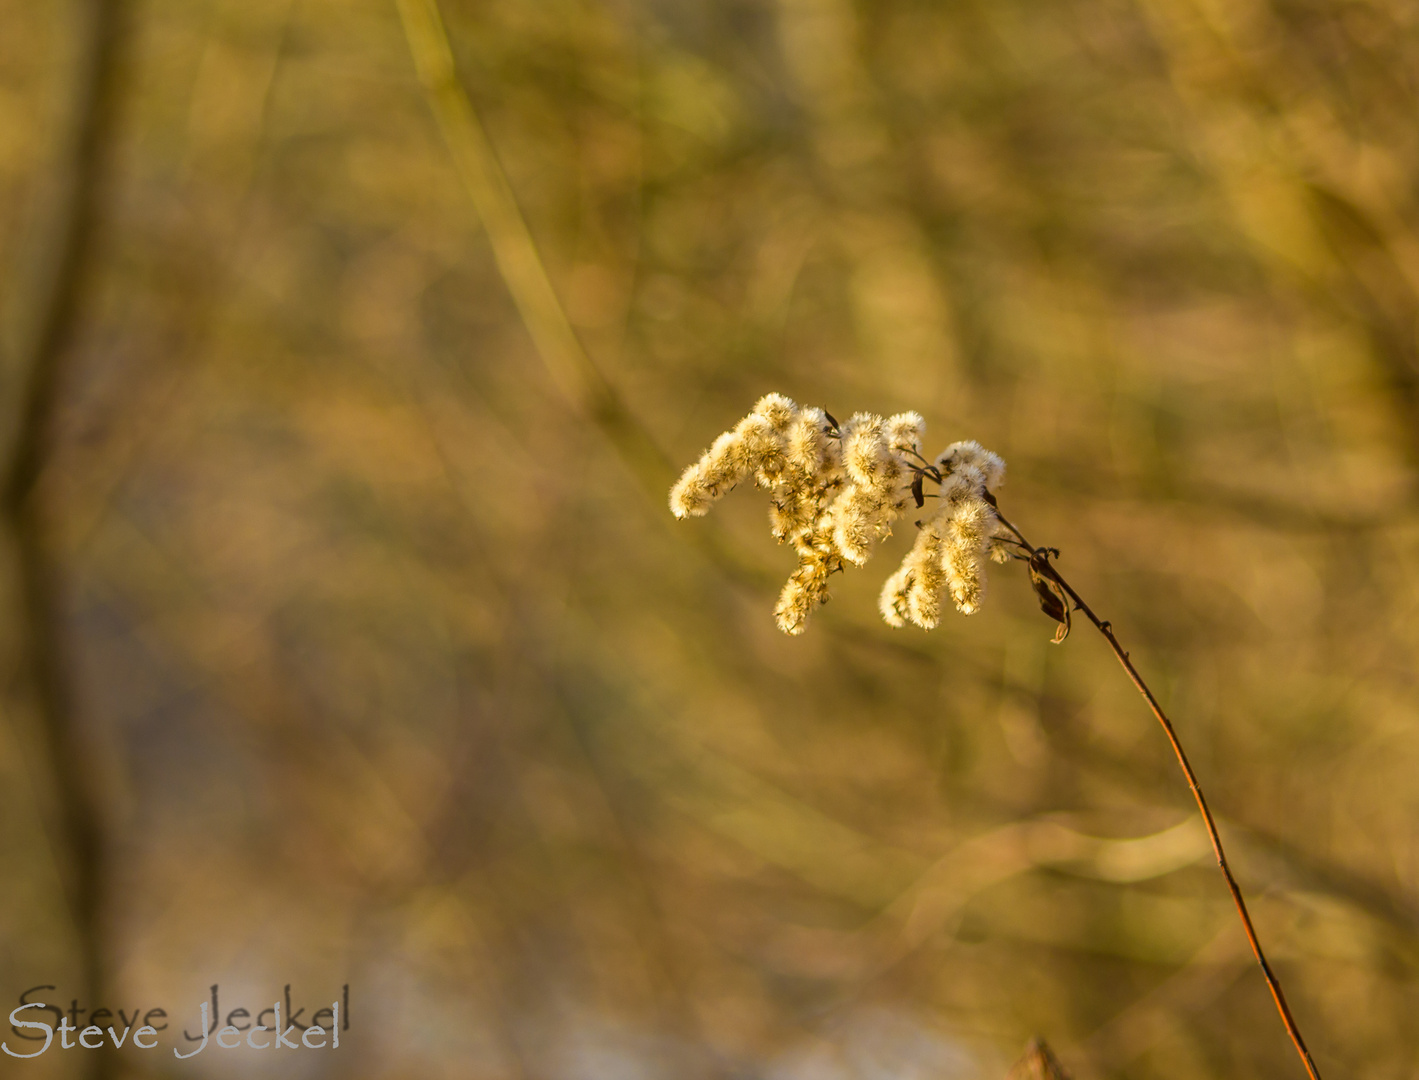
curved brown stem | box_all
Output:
[992,508,1323,1080]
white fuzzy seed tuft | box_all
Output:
[669,395,1007,634]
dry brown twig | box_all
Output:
[669,396,1323,1080]
[990,509,1322,1080]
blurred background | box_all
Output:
[2,0,1419,1077]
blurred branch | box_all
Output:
[1050,720,1419,969]
[1012,453,1411,535]
[1,1,127,1078]
[825,610,1419,979]
[394,0,783,609]
[1133,0,1419,486]
[394,0,671,488]
[62,0,295,558]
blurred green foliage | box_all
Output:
[4,0,1419,1077]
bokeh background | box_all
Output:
[3,0,1419,1077]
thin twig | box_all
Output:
[991,507,1322,1080]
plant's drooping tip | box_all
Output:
[670,394,1008,634]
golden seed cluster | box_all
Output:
[878,440,1005,628]
[670,394,1006,634]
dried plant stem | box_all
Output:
[993,510,1321,1080]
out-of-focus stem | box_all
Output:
[993,509,1323,1080]
[393,0,773,594]
[393,0,669,487]
[2,3,126,1079]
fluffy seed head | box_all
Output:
[753,393,798,433]
[766,406,849,544]
[670,399,805,519]
[775,516,841,634]
[832,485,892,566]
[737,413,789,486]
[669,429,749,518]
[831,412,914,566]
[668,394,1007,634]
[904,519,949,629]
[937,440,1005,492]
[844,414,895,487]
[786,407,833,476]
[886,412,926,455]
[940,493,996,615]
[879,564,915,628]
